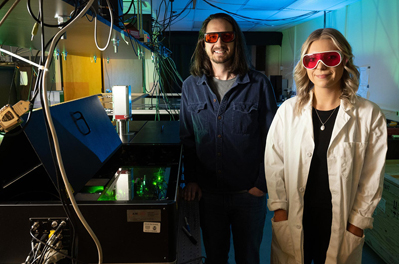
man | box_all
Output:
[179,13,277,264]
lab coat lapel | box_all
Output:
[304,91,315,141]
[299,93,315,189]
[329,99,352,148]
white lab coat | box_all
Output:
[265,92,387,264]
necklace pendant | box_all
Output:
[320,125,325,131]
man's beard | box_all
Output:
[210,52,233,64]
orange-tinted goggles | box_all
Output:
[302,50,342,69]
[204,31,235,43]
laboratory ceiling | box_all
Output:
[126,0,361,32]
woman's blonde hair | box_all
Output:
[293,28,360,113]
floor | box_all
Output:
[200,206,386,264]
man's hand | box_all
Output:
[183,182,202,201]
[274,209,288,222]
[347,223,363,237]
[248,187,265,197]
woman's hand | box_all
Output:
[347,223,363,237]
[274,209,288,222]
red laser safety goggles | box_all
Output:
[204,32,235,43]
[302,50,342,69]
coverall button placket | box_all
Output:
[216,99,227,182]
[217,109,222,160]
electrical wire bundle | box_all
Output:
[152,0,194,33]
[26,221,70,264]
[128,0,191,121]
[95,0,185,121]
[148,52,182,121]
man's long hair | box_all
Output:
[293,28,360,113]
[190,13,250,77]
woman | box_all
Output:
[265,28,387,264]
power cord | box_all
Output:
[0,0,20,26]
[39,1,104,264]
[0,0,10,10]
[94,0,113,51]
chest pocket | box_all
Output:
[232,102,258,134]
[187,102,209,132]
